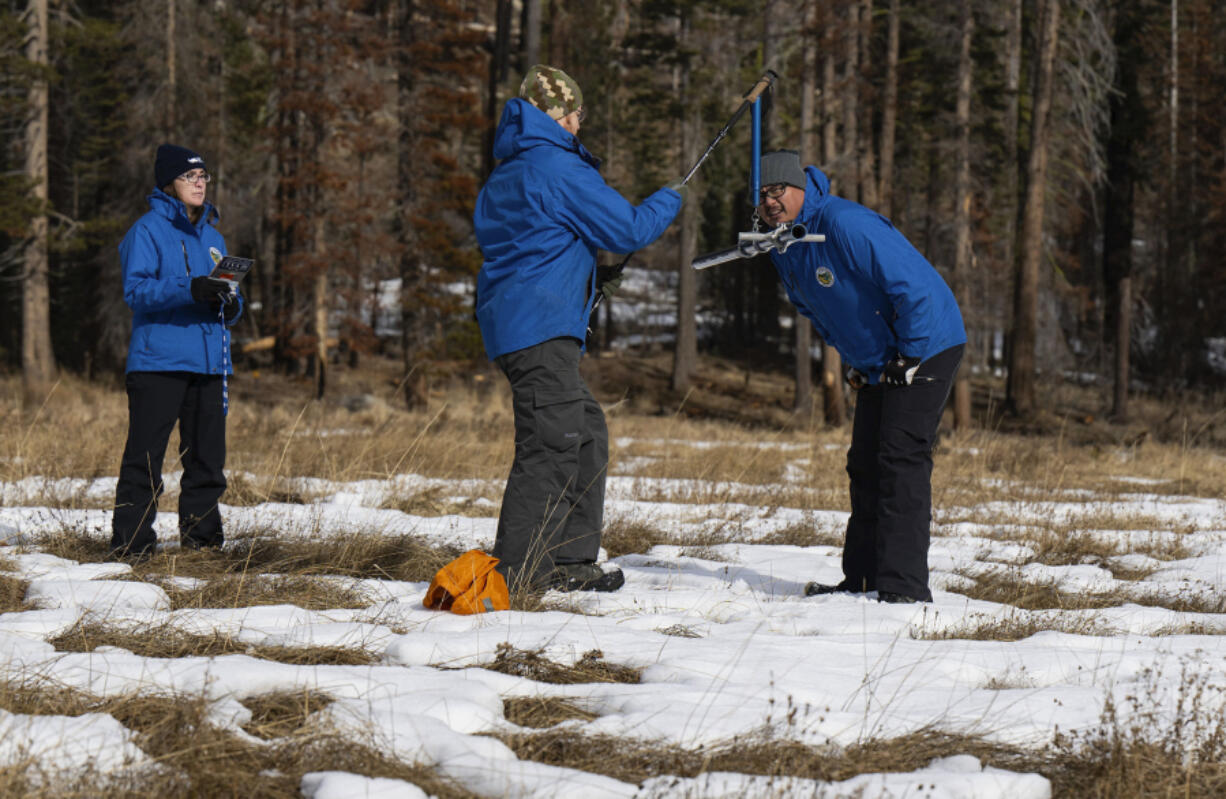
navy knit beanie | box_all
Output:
[155,144,206,189]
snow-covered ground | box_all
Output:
[1,439,1224,798]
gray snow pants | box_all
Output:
[492,337,608,590]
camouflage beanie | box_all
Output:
[519,64,583,121]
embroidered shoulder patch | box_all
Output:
[816,266,835,288]
[209,247,223,265]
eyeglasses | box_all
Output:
[573,107,586,123]
[177,170,211,185]
[758,184,787,204]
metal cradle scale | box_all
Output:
[690,70,825,271]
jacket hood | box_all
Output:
[148,187,219,228]
[796,165,831,223]
[492,98,600,168]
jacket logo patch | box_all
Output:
[209,247,223,265]
[816,267,835,288]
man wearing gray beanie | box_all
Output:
[756,149,965,605]
[473,66,687,593]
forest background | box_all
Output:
[1,0,1223,428]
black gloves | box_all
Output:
[845,367,867,390]
[596,264,624,302]
[665,179,690,206]
[882,354,923,386]
[191,276,233,305]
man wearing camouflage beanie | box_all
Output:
[473,65,686,594]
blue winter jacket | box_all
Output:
[120,188,243,374]
[771,167,965,381]
[474,98,682,360]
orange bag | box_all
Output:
[423,550,510,615]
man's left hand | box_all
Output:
[882,355,923,386]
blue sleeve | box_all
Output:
[837,212,942,358]
[120,223,193,313]
[548,161,682,255]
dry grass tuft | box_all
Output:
[483,644,641,685]
[914,612,1105,642]
[0,573,28,614]
[49,622,378,666]
[600,519,675,559]
[166,574,369,611]
[952,568,1226,614]
[240,690,334,740]
[503,697,597,728]
[0,679,469,798]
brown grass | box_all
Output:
[166,574,369,611]
[240,690,335,740]
[482,644,641,685]
[503,697,597,728]
[0,574,28,614]
[0,680,470,798]
[950,568,1226,615]
[50,622,378,666]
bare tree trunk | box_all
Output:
[877,0,899,218]
[820,5,844,426]
[671,12,697,392]
[842,0,860,202]
[521,0,541,68]
[856,0,877,209]
[166,0,176,138]
[793,0,819,418]
[397,0,428,409]
[22,0,56,406]
[314,266,327,400]
[950,0,974,429]
[1104,3,1143,421]
[1001,0,1022,377]
[1006,0,1061,417]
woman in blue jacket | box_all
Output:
[757,150,965,604]
[111,144,243,560]
[474,65,683,593]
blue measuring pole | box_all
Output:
[749,96,762,207]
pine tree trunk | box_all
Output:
[1006,0,1061,417]
[820,9,844,426]
[1001,0,1022,376]
[1104,3,1142,422]
[521,0,541,68]
[397,0,428,410]
[22,0,56,406]
[856,0,876,208]
[951,0,974,429]
[877,0,899,218]
[166,0,176,138]
[793,0,819,418]
[671,12,697,392]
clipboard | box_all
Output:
[209,256,254,285]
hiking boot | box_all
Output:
[549,562,625,593]
[877,590,922,604]
[803,580,867,597]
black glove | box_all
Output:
[882,354,923,386]
[845,367,867,390]
[191,277,233,305]
[596,264,624,301]
[665,179,690,206]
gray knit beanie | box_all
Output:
[760,150,806,189]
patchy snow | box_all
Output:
[1,452,1225,796]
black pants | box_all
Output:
[493,337,608,590]
[842,344,963,601]
[112,371,227,556]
